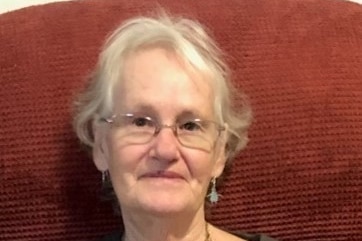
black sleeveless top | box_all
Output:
[99,231,278,241]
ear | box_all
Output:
[211,149,227,178]
[211,124,228,177]
[92,121,109,172]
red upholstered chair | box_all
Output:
[1,0,361,240]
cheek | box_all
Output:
[105,134,147,172]
[182,149,216,178]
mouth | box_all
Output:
[140,171,184,180]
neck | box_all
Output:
[121,207,209,241]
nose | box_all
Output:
[151,126,180,163]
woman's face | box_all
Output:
[94,48,226,215]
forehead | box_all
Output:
[113,48,215,119]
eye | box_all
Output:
[179,120,203,132]
[132,116,153,127]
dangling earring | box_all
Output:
[102,170,110,184]
[208,177,220,204]
[100,171,121,215]
[101,170,113,201]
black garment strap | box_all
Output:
[237,232,279,241]
[99,230,279,241]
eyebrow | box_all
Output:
[121,104,208,120]
[124,104,156,115]
[177,109,206,120]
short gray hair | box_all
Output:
[73,13,252,164]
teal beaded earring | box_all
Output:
[208,177,219,204]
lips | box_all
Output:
[140,171,184,179]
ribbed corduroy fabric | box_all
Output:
[0,0,361,240]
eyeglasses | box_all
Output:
[100,113,225,151]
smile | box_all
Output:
[140,171,184,180]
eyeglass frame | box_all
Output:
[99,113,226,150]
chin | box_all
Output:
[116,180,204,216]
[129,187,204,217]
[138,192,193,215]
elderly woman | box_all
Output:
[73,13,277,241]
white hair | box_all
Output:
[73,13,252,163]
